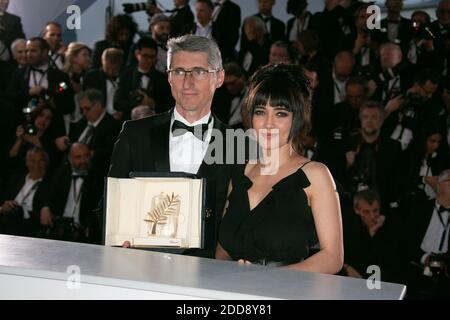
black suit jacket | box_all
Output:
[213,0,241,62]
[7,65,75,136]
[255,13,285,43]
[108,110,239,257]
[82,68,121,107]
[43,163,104,227]
[114,67,174,116]
[170,5,195,38]
[380,17,412,54]
[69,112,121,176]
[0,11,25,56]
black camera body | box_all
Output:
[123,0,157,14]
[412,22,436,41]
[22,98,39,136]
[129,89,145,106]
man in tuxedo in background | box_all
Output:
[83,48,124,120]
[0,148,51,237]
[169,0,195,38]
[209,0,241,62]
[55,89,121,177]
[380,0,412,55]
[0,0,25,63]
[39,143,104,244]
[114,37,173,117]
[7,37,75,136]
[109,35,238,258]
[42,21,65,70]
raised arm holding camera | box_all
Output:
[7,37,75,138]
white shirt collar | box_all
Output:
[89,111,106,128]
[25,174,43,183]
[172,108,211,126]
[197,21,213,29]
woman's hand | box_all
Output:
[238,259,253,265]
[16,125,25,140]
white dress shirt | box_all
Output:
[138,67,150,89]
[28,64,49,89]
[195,21,213,39]
[289,14,310,42]
[63,174,84,224]
[105,78,119,115]
[421,201,450,255]
[169,109,213,174]
[387,20,400,43]
[14,175,42,220]
[418,155,437,200]
[333,72,347,105]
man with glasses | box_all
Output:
[114,37,174,118]
[109,35,238,258]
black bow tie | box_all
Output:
[139,71,151,78]
[438,205,450,214]
[72,174,87,180]
[31,66,46,74]
[171,119,211,141]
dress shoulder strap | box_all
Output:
[299,160,313,169]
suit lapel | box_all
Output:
[151,111,172,172]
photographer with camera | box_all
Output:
[8,104,60,174]
[92,14,137,70]
[0,148,51,237]
[406,11,436,67]
[114,37,173,117]
[382,69,440,151]
[38,143,104,244]
[0,0,25,63]
[351,4,378,69]
[343,101,403,210]
[405,169,450,298]
[7,37,75,138]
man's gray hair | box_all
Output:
[438,169,450,183]
[11,38,26,53]
[77,88,105,108]
[26,147,49,163]
[334,51,355,66]
[167,35,223,70]
[243,16,267,36]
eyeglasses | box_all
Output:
[168,67,219,80]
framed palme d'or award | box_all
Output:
[104,173,206,248]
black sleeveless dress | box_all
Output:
[218,163,318,265]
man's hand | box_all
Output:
[369,214,385,237]
[40,207,54,226]
[0,201,20,214]
[238,259,252,265]
[353,32,368,55]
[424,176,438,192]
[344,264,363,278]
[122,241,131,248]
[29,86,43,96]
[385,95,404,115]
[346,151,357,168]
[55,136,70,151]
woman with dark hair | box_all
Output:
[91,14,137,69]
[404,126,450,202]
[8,104,60,174]
[216,64,344,274]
